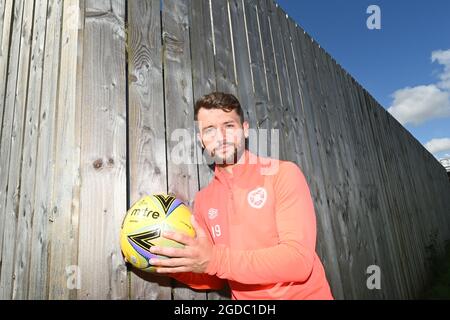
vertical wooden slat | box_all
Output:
[257,0,285,160]
[266,0,298,161]
[274,6,303,164]
[228,0,257,130]
[362,87,409,298]
[292,26,345,299]
[77,0,128,299]
[0,0,21,277]
[356,83,400,298]
[189,0,231,301]
[28,0,63,300]
[48,0,83,299]
[243,0,269,131]
[127,0,171,300]
[211,0,237,95]
[309,42,360,299]
[244,0,277,160]
[12,0,48,300]
[189,0,215,190]
[0,0,13,142]
[344,69,383,298]
[0,0,34,299]
[162,0,205,300]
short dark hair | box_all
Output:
[194,92,245,124]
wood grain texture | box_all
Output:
[127,0,171,300]
[162,0,205,300]
[48,0,83,300]
[0,0,34,299]
[0,0,448,300]
[28,0,63,300]
[77,0,128,299]
[12,0,48,300]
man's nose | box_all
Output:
[216,126,227,140]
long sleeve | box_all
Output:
[169,195,227,290]
[205,162,317,285]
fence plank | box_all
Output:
[12,0,48,299]
[28,0,63,300]
[256,0,285,159]
[127,0,172,300]
[292,27,345,299]
[0,0,13,142]
[47,0,83,299]
[211,0,237,95]
[228,0,257,130]
[77,0,128,299]
[0,0,34,299]
[190,0,215,190]
[162,0,205,300]
[0,1,23,286]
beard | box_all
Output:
[210,141,245,166]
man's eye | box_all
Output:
[225,124,235,128]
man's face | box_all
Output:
[196,108,249,166]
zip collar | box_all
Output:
[213,149,261,187]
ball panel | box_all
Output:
[120,194,196,272]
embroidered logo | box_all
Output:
[208,208,219,220]
[247,187,267,209]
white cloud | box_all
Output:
[432,49,450,90]
[424,138,450,154]
[387,85,450,125]
[387,49,450,126]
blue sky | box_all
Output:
[276,0,450,161]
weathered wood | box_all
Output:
[162,0,205,300]
[0,0,34,299]
[256,0,285,159]
[274,6,303,165]
[267,0,301,162]
[292,26,345,299]
[211,0,237,95]
[28,0,63,300]
[77,0,128,299]
[243,0,273,159]
[0,0,449,301]
[189,0,215,190]
[0,0,13,142]
[228,0,257,130]
[12,0,48,300]
[48,0,83,300]
[127,0,171,300]
[0,0,23,280]
[189,0,231,301]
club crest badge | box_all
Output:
[208,208,219,220]
[247,187,267,209]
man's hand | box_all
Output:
[149,215,213,274]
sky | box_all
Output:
[276,0,450,162]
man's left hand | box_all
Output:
[149,215,213,274]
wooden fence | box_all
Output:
[0,0,449,299]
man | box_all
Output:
[149,92,334,300]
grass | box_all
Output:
[422,241,450,299]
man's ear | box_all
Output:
[197,132,205,149]
[243,121,250,139]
